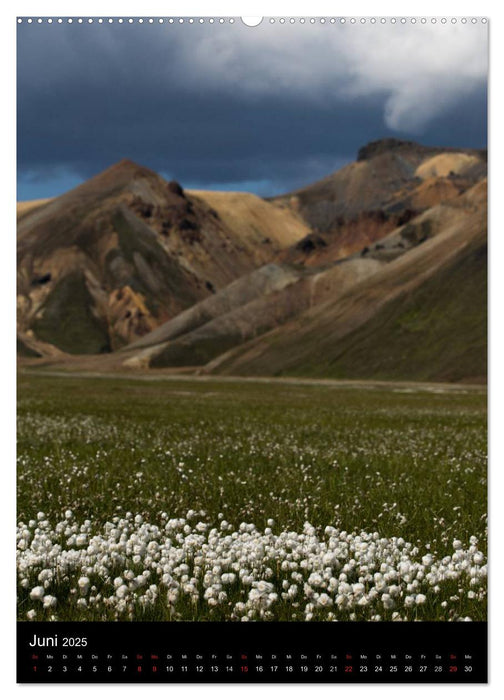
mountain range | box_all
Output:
[17,138,487,383]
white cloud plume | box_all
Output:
[170,21,488,132]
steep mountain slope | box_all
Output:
[273,138,486,266]
[121,166,486,377]
[204,180,486,383]
[122,258,382,368]
[124,263,303,352]
[17,160,306,354]
[305,235,486,383]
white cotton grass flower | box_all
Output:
[78,577,90,595]
[29,586,45,601]
[316,593,333,607]
[116,585,129,599]
[253,581,274,594]
[37,569,53,584]
[381,594,395,610]
[17,512,486,622]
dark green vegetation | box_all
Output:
[31,271,111,354]
[17,337,41,358]
[286,240,487,383]
[150,332,243,368]
[17,373,487,550]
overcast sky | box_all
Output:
[17,18,488,200]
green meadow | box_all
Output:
[17,373,487,622]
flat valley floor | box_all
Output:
[17,372,487,623]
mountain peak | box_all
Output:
[103,158,156,178]
[356,138,487,163]
[65,158,161,200]
[112,157,141,169]
[357,138,422,162]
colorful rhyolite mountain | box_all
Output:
[17,139,487,383]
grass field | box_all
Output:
[17,373,487,623]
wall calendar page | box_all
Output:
[16,11,488,685]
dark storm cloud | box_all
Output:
[17,20,488,199]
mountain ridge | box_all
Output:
[17,159,308,354]
[17,139,487,383]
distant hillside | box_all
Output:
[272,138,486,266]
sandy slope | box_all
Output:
[188,189,309,249]
[17,199,52,218]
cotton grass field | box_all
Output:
[17,373,487,623]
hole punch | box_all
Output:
[241,17,263,27]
